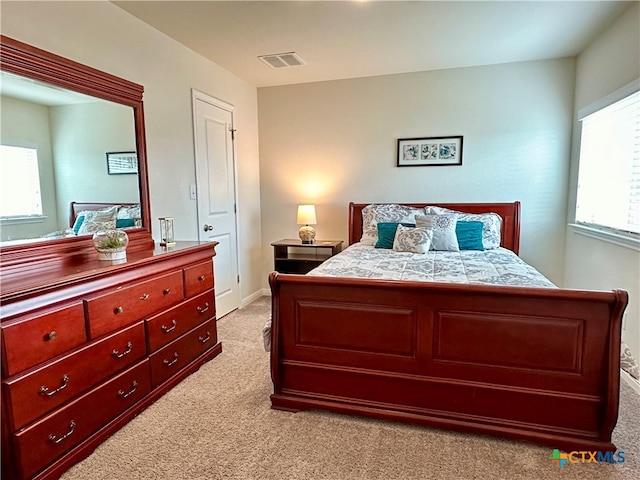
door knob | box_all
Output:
[203,224,213,232]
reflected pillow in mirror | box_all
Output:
[77,220,116,235]
[115,218,136,228]
[72,214,85,235]
[117,205,141,220]
[76,206,118,235]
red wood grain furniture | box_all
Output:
[268,202,628,452]
[0,35,222,480]
[1,242,221,480]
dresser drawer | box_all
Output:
[13,359,151,480]
[149,318,217,388]
[1,302,86,378]
[3,322,146,431]
[146,289,215,353]
[184,260,214,298]
[85,270,184,339]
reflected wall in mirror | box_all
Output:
[1,72,139,243]
[0,35,152,260]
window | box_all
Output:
[0,144,43,218]
[576,84,639,238]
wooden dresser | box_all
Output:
[0,242,221,480]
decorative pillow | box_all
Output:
[392,225,433,254]
[621,342,639,380]
[415,214,459,251]
[116,218,136,228]
[77,220,116,235]
[456,221,484,250]
[360,204,426,246]
[72,214,85,235]
[76,206,118,235]
[375,222,416,249]
[427,206,502,249]
[117,204,141,220]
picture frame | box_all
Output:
[106,151,138,175]
[397,136,463,167]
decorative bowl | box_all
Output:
[92,229,129,261]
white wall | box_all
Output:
[1,1,264,303]
[50,102,138,225]
[565,3,640,359]
[258,58,576,286]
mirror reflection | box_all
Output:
[0,71,140,245]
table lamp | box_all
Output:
[297,204,317,244]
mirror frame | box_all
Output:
[0,35,153,266]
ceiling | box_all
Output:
[112,1,633,88]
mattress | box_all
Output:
[307,242,556,288]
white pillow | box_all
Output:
[427,206,502,249]
[360,204,426,246]
[77,220,116,235]
[392,225,433,254]
[415,213,459,251]
[116,204,141,220]
[76,206,118,235]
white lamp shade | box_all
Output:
[296,204,317,225]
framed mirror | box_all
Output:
[0,35,152,265]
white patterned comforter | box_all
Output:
[307,243,556,288]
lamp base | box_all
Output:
[298,225,316,244]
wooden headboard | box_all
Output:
[69,202,139,228]
[348,201,521,254]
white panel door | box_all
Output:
[192,91,240,318]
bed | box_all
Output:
[69,201,141,234]
[268,201,628,452]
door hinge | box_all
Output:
[237,274,240,283]
[234,203,237,213]
[229,125,236,140]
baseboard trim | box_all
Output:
[241,289,270,308]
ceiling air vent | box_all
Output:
[258,52,307,69]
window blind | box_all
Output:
[0,145,43,218]
[576,90,640,235]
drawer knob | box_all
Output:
[39,374,70,397]
[140,293,149,301]
[161,319,177,333]
[48,420,76,445]
[163,288,171,295]
[163,352,179,367]
[196,302,210,314]
[46,331,57,341]
[112,341,133,359]
[118,380,139,399]
[198,275,206,281]
[114,306,124,314]
[198,331,211,343]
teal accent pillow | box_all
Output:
[375,222,415,249]
[72,214,85,235]
[116,218,136,228]
[456,221,484,250]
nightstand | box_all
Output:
[271,239,343,274]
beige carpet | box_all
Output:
[62,296,639,480]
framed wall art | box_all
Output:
[106,151,138,175]
[397,136,463,167]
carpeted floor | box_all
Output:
[62,296,639,480]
